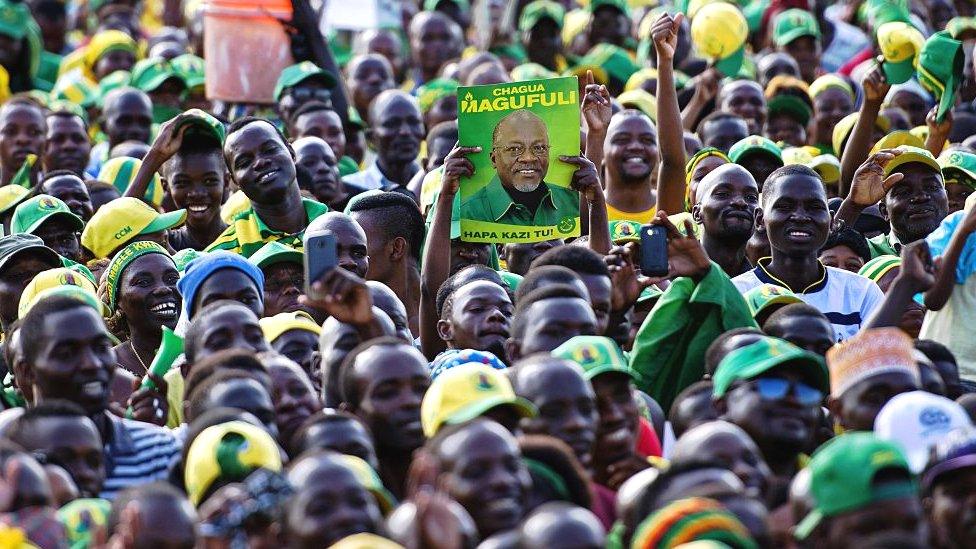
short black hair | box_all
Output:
[185,368,269,423]
[510,284,588,340]
[697,110,746,134]
[184,300,258,363]
[515,265,582,303]
[45,109,87,129]
[290,410,372,456]
[761,164,823,209]
[20,296,97,366]
[291,100,335,122]
[39,169,85,185]
[338,336,410,408]
[530,246,609,278]
[347,192,425,261]
[668,380,715,438]
[703,327,765,377]
[762,302,830,334]
[183,348,270,404]
[820,228,871,263]
[7,400,89,447]
[108,482,189,536]
[435,265,505,318]
[224,117,292,170]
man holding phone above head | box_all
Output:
[206,116,330,258]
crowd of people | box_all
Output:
[0,0,975,547]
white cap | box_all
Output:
[875,391,973,473]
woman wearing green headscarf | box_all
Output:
[102,241,181,378]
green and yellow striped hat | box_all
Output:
[858,254,901,283]
[97,156,164,208]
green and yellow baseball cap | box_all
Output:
[690,2,748,78]
[609,220,642,243]
[273,61,337,102]
[81,197,186,259]
[520,0,565,32]
[334,454,397,514]
[832,112,891,157]
[858,254,901,284]
[18,267,103,319]
[869,130,924,154]
[248,240,303,270]
[174,108,226,144]
[511,63,558,82]
[772,8,820,47]
[617,89,658,122]
[569,43,640,88]
[497,270,523,293]
[767,93,813,125]
[728,135,783,165]
[809,154,841,185]
[866,0,911,30]
[807,73,854,102]
[881,145,942,178]
[918,31,964,123]
[51,76,98,109]
[130,57,186,93]
[416,78,458,114]
[877,22,925,85]
[0,185,30,215]
[939,150,976,188]
[794,433,915,540]
[0,0,31,41]
[947,16,976,40]
[170,53,206,89]
[98,156,165,208]
[552,335,634,380]
[10,194,84,236]
[259,311,321,343]
[184,421,283,506]
[743,283,802,321]
[780,146,816,166]
[84,30,137,75]
[421,363,537,437]
[96,70,132,106]
[712,336,828,398]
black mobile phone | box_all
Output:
[640,224,669,277]
[303,232,337,296]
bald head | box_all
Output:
[102,87,152,147]
[368,90,420,126]
[696,163,757,205]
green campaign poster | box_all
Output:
[457,76,581,243]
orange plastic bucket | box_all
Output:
[202,0,294,103]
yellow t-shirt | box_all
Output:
[607,203,657,224]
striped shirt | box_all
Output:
[205,198,330,258]
[100,414,181,500]
[732,258,884,341]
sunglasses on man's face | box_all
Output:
[744,377,823,406]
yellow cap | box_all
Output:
[0,185,30,214]
[184,421,282,506]
[781,146,818,166]
[328,534,405,549]
[83,30,137,76]
[808,73,853,101]
[220,190,251,224]
[809,154,841,184]
[870,130,925,154]
[617,89,658,122]
[561,9,592,48]
[80,197,186,259]
[0,65,8,103]
[832,112,891,157]
[877,22,925,85]
[882,145,943,178]
[624,67,658,92]
[420,364,536,437]
[18,268,104,319]
[259,311,322,343]
[690,3,748,77]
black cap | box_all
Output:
[0,234,61,274]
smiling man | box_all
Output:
[461,109,578,226]
[732,165,883,341]
[603,110,659,224]
[207,117,329,258]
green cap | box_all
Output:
[175,108,226,144]
[95,70,131,106]
[636,284,663,306]
[794,433,916,540]
[728,136,784,165]
[130,58,186,93]
[417,78,458,114]
[496,270,522,292]
[511,63,558,82]
[11,195,84,236]
[939,150,976,188]
[767,94,813,125]
[424,0,470,12]
[609,220,641,243]
[569,43,640,88]
[520,0,565,31]
[552,336,635,380]
[772,8,820,47]
[589,0,630,16]
[918,31,964,124]
[249,241,303,269]
[743,284,802,320]
[273,61,337,102]
[712,337,828,398]
[170,53,205,89]
[866,0,911,29]
[877,22,925,85]
[0,0,30,41]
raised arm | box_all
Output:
[562,154,611,254]
[834,149,904,230]
[653,12,689,215]
[581,70,611,183]
[924,107,953,159]
[865,241,935,330]
[420,146,479,359]
[839,62,889,196]
[124,115,188,203]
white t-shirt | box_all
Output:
[732,259,884,341]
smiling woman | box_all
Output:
[102,241,182,377]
